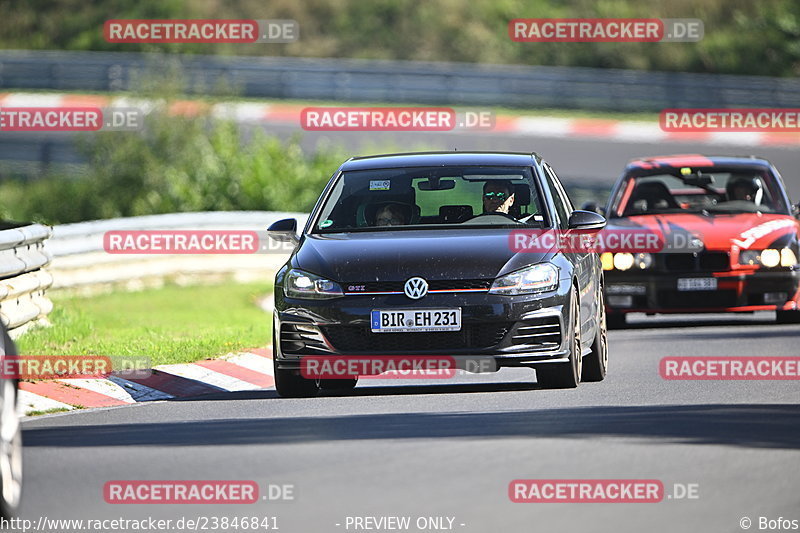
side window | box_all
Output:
[547,164,575,214]
[543,165,570,228]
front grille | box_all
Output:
[344,279,491,293]
[321,323,510,353]
[699,252,730,271]
[657,290,737,309]
[664,254,695,271]
[510,315,562,351]
[662,252,730,273]
[430,279,492,291]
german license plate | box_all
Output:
[371,309,461,333]
[677,278,717,291]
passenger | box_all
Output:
[375,204,408,226]
[483,180,515,214]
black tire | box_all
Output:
[776,310,800,324]
[582,286,608,382]
[537,288,581,389]
[318,378,358,390]
[607,312,627,330]
[0,329,22,520]
[273,357,319,398]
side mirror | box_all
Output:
[793,203,800,219]
[581,201,605,216]
[268,218,299,244]
[568,210,607,232]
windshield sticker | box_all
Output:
[320,219,334,228]
[370,180,391,190]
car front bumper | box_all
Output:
[604,269,800,314]
[273,277,575,371]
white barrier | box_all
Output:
[0,223,53,337]
[47,211,306,293]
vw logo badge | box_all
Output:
[404,277,428,299]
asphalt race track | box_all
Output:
[20,312,800,532]
[12,123,800,532]
[256,125,800,202]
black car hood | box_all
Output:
[294,230,552,283]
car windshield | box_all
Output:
[312,166,546,232]
[610,168,789,217]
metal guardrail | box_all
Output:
[0,223,53,336]
[1,50,798,111]
[48,211,306,292]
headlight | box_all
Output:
[634,253,654,270]
[760,249,781,268]
[738,248,796,268]
[284,269,344,299]
[489,263,559,295]
[781,248,798,267]
[605,253,652,271]
[613,253,635,271]
[739,250,760,266]
[600,252,614,271]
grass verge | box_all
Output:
[24,407,74,417]
[17,282,273,367]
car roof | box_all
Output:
[626,154,773,171]
[340,151,541,171]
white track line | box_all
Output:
[1,93,65,107]
[18,390,74,416]
[212,102,271,122]
[222,352,275,376]
[58,379,136,403]
[155,363,260,392]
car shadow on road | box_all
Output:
[615,313,779,330]
[22,403,800,450]
[164,381,544,402]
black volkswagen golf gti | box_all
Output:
[268,152,608,397]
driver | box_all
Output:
[726,176,763,204]
[483,180,515,214]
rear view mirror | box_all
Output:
[683,173,714,187]
[418,178,456,191]
[268,218,299,244]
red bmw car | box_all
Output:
[600,155,800,327]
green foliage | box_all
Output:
[78,113,343,220]
[0,0,798,76]
[0,100,346,224]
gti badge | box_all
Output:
[404,277,428,299]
